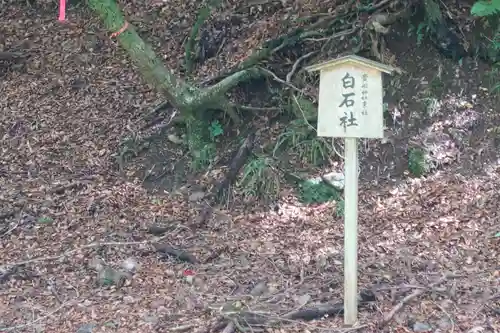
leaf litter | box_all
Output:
[0,1,499,332]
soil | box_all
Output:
[0,1,499,333]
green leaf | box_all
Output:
[209,120,223,140]
[494,232,500,238]
[298,181,339,205]
[408,148,428,177]
[37,216,53,224]
[471,0,500,16]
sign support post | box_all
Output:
[306,55,395,326]
[344,137,359,324]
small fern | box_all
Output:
[191,143,216,171]
[298,180,340,204]
[416,22,429,46]
[335,199,345,217]
[471,0,500,16]
[274,119,333,165]
[408,147,429,177]
[424,0,443,23]
[239,156,280,201]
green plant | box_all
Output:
[471,0,500,17]
[298,180,340,205]
[289,95,316,121]
[429,76,445,96]
[186,117,216,171]
[238,156,280,200]
[37,216,53,224]
[416,22,429,46]
[335,199,345,217]
[413,0,442,46]
[191,143,216,171]
[486,63,500,95]
[209,120,224,141]
[408,147,429,177]
[274,119,333,165]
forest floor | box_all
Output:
[0,1,499,333]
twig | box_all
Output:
[171,324,196,332]
[291,94,343,161]
[258,67,303,94]
[380,273,461,326]
[371,0,394,11]
[220,281,268,333]
[4,238,167,268]
[303,27,358,43]
[0,214,22,237]
[245,312,368,332]
[433,301,454,333]
[148,100,170,117]
[153,243,199,264]
[143,109,179,133]
[235,105,280,112]
[286,51,317,83]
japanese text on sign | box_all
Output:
[338,72,359,132]
[361,74,368,116]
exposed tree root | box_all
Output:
[194,131,257,227]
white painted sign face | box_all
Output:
[317,64,384,138]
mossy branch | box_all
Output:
[87,0,196,111]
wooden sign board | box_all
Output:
[306,55,394,139]
[306,55,395,326]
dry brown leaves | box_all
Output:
[0,1,499,333]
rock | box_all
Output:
[307,172,345,191]
[412,322,432,332]
[185,275,194,284]
[142,314,159,325]
[103,321,118,329]
[188,191,205,202]
[167,134,183,144]
[123,295,136,304]
[321,172,345,190]
[121,257,138,272]
[295,294,311,307]
[76,323,97,333]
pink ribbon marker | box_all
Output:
[58,0,66,21]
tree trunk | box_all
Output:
[87,0,200,111]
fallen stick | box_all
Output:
[171,324,196,332]
[380,273,461,326]
[194,131,257,226]
[220,281,268,333]
[153,243,199,264]
[3,236,169,267]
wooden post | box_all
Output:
[343,137,359,325]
